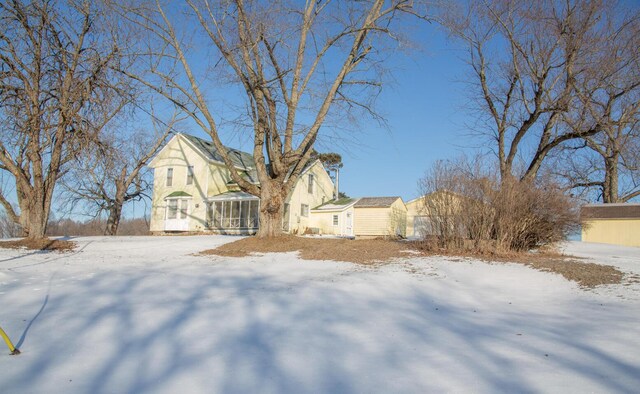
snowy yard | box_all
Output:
[1,236,639,393]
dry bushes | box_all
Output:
[418,158,580,253]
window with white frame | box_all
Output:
[167,199,178,219]
[166,199,189,220]
[186,166,194,185]
[166,168,174,186]
[333,214,339,226]
[308,174,314,193]
[301,204,309,217]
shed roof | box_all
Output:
[354,196,401,208]
[581,203,640,220]
[312,197,358,211]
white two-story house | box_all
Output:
[148,133,334,235]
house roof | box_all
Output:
[181,134,324,185]
[182,134,255,169]
[181,134,260,183]
[581,203,640,220]
[312,197,359,211]
[354,196,402,208]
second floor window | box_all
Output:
[301,204,309,217]
[166,168,174,187]
[186,166,194,185]
[308,174,314,193]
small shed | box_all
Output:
[581,203,640,247]
[310,198,357,237]
[353,197,407,238]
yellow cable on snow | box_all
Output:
[0,325,20,355]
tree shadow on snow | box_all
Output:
[1,259,639,393]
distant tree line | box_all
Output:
[47,217,151,237]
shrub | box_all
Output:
[417,158,579,253]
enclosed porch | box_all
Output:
[206,192,260,235]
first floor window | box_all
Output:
[333,214,339,226]
[179,199,189,218]
[166,199,189,219]
[167,199,178,219]
[301,204,309,217]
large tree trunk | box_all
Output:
[603,154,619,203]
[256,183,286,238]
[105,188,126,236]
[105,203,123,236]
[19,193,50,239]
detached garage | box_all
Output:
[353,197,407,238]
[581,203,640,247]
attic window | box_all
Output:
[308,174,314,194]
[166,168,174,187]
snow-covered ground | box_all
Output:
[1,236,639,393]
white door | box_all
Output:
[345,212,353,236]
[165,199,190,231]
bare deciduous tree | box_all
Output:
[442,0,629,182]
[61,115,172,235]
[120,0,428,237]
[0,0,130,238]
[558,12,640,202]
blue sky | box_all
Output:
[184,22,476,204]
[335,28,474,202]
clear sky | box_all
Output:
[334,27,475,202]
[184,21,477,204]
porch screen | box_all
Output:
[208,200,259,229]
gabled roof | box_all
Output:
[167,133,259,184]
[354,196,402,208]
[181,134,255,170]
[150,133,331,187]
[312,197,359,211]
